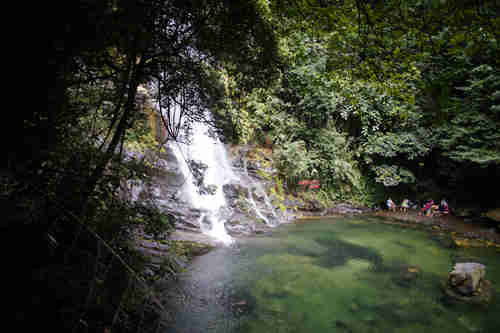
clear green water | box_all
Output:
[164,217,500,332]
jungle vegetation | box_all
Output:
[216,0,500,208]
[13,0,500,331]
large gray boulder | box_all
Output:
[448,263,485,296]
[443,262,492,304]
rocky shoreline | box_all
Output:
[371,210,500,248]
[134,202,500,292]
[281,198,500,249]
[163,202,500,250]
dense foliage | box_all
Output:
[216,0,500,208]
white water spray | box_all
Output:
[169,121,236,245]
[242,158,279,226]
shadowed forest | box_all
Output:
[14,0,500,331]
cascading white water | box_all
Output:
[125,87,284,242]
[242,159,279,226]
[169,121,237,245]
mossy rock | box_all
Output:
[441,279,493,305]
[169,240,214,260]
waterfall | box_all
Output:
[123,87,284,242]
[242,159,279,226]
[123,118,283,242]
[168,121,237,245]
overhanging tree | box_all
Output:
[43,0,281,221]
[16,2,282,330]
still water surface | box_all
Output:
[164,217,500,332]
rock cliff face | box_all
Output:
[123,138,375,243]
[122,142,289,241]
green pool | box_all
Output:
[163,217,500,332]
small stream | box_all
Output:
[162,216,500,333]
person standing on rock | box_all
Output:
[401,199,410,212]
[439,199,449,215]
[421,199,434,217]
[387,198,396,212]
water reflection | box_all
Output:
[163,217,500,332]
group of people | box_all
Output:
[386,197,449,217]
[420,199,449,217]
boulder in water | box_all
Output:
[442,262,493,304]
[449,263,485,295]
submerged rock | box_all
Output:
[349,303,360,312]
[392,265,420,287]
[334,320,351,332]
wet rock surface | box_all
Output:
[325,202,370,215]
[442,262,493,304]
[222,183,249,207]
[297,198,325,212]
[448,263,485,296]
